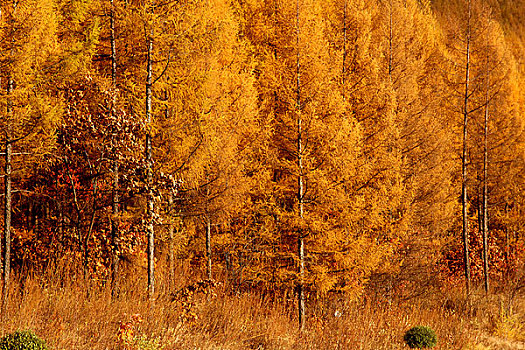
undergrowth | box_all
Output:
[0,266,523,350]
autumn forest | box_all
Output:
[1,0,525,348]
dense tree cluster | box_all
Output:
[1,0,525,326]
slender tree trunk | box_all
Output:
[2,78,13,318]
[56,200,64,267]
[83,177,99,278]
[110,0,117,86]
[66,164,83,264]
[168,185,175,290]
[146,34,155,300]
[163,92,175,290]
[482,51,490,294]
[461,0,472,298]
[342,0,347,99]
[111,158,120,296]
[504,204,510,280]
[2,1,17,319]
[109,0,121,298]
[477,181,483,234]
[0,97,4,313]
[204,176,213,280]
[273,0,278,60]
[295,0,305,331]
[205,214,212,281]
[386,5,395,307]
[388,0,393,80]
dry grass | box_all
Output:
[0,268,524,350]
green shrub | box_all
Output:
[0,330,48,350]
[403,326,437,348]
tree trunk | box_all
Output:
[504,204,510,280]
[57,200,64,270]
[146,34,155,300]
[482,50,490,294]
[110,0,120,298]
[387,0,393,80]
[296,0,305,331]
[110,0,117,86]
[111,159,120,296]
[2,78,13,318]
[477,182,483,234]
[204,177,213,281]
[205,213,212,281]
[168,186,175,290]
[83,177,99,281]
[342,0,347,98]
[461,0,472,298]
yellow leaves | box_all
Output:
[1,0,57,85]
[58,0,92,26]
[310,265,338,295]
[12,228,36,244]
[117,325,134,344]
[61,19,101,78]
[170,279,219,325]
[5,0,524,310]
[0,0,62,167]
[116,313,155,349]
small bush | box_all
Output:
[0,330,48,350]
[404,326,437,348]
[495,310,525,342]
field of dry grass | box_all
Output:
[0,266,524,350]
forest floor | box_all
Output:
[0,268,524,349]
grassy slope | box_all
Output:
[0,266,524,350]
